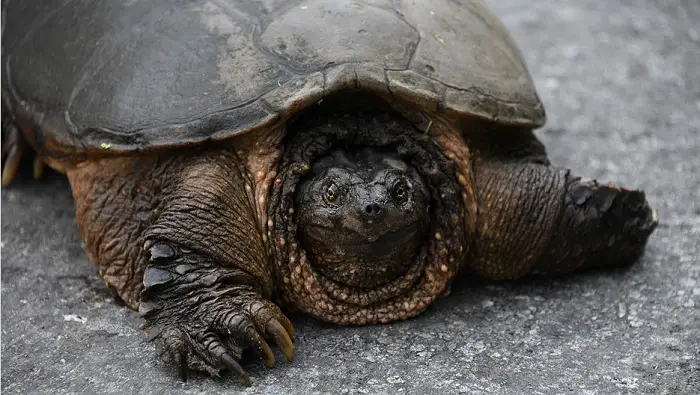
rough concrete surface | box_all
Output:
[1,0,699,394]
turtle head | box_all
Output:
[295,147,430,288]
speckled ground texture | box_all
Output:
[2,0,698,394]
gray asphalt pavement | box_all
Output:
[2,0,699,394]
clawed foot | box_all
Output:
[139,243,294,386]
[2,113,45,186]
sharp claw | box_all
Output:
[279,314,295,339]
[242,324,276,368]
[1,143,21,187]
[220,353,251,387]
[32,156,44,180]
[174,352,188,382]
[266,319,294,362]
[258,339,275,368]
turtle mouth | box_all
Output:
[312,247,429,307]
[303,222,421,247]
[300,223,426,290]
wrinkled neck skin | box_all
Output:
[266,104,475,325]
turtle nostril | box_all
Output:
[363,203,382,217]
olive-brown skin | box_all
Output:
[56,106,656,385]
[0,0,658,387]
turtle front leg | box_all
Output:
[466,158,658,279]
[67,150,293,385]
[139,246,293,385]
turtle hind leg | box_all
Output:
[1,111,46,186]
[1,112,26,186]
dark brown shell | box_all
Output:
[2,0,545,158]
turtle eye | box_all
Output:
[392,181,409,202]
[325,183,339,203]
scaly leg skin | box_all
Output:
[2,111,45,186]
[139,247,294,385]
[466,133,657,279]
[67,150,293,385]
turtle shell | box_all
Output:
[1,0,545,159]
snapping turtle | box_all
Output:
[2,0,657,386]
